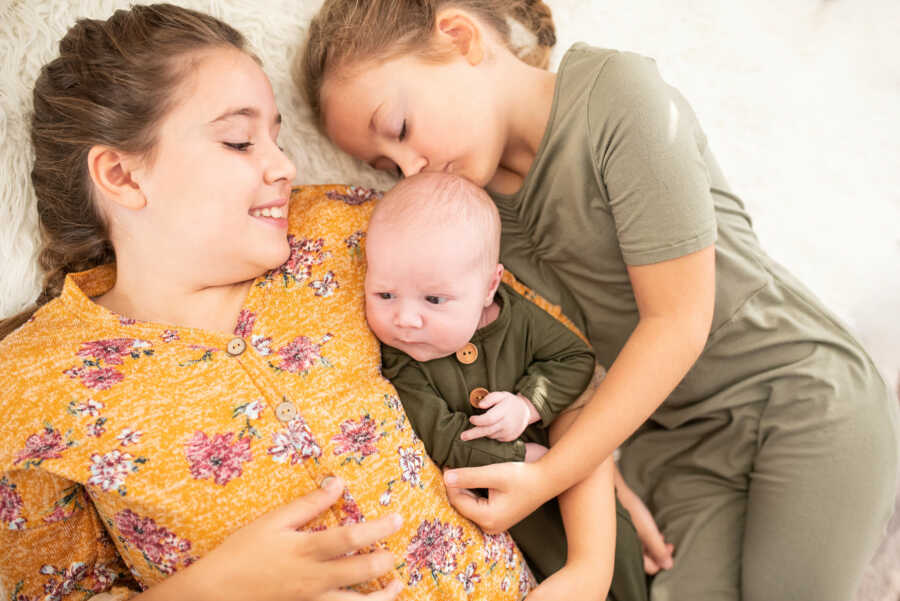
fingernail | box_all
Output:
[320,476,338,490]
[663,558,673,569]
[444,472,457,485]
[390,513,403,529]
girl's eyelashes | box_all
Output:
[224,141,253,152]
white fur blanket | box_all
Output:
[1,0,898,597]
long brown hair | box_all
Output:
[0,4,251,341]
[298,0,556,125]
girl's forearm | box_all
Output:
[535,314,708,498]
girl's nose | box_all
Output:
[398,154,428,178]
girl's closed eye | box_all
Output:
[425,295,446,305]
[398,118,407,142]
[224,141,253,151]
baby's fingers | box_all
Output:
[460,424,502,441]
[476,391,506,409]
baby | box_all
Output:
[365,172,646,598]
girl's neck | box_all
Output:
[488,63,557,196]
[94,263,255,335]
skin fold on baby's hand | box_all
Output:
[460,391,540,442]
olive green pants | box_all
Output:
[619,347,899,601]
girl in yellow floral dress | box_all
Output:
[0,5,537,600]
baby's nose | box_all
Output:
[394,307,423,328]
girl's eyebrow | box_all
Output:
[209,107,282,126]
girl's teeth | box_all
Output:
[251,206,285,218]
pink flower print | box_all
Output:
[43,505,75,524]
[405,519,467,586]
[69,398,104,417]
[326,186,382,205]
[234,309,256,338]
[344,230,366,258]
[518,563,536,597]
[88,450,136,493]
[501,575,511,592]
[89,563,118,592]
[309,270,339,297]
[77,338,150,365]
[332,414,380,461]
[118,316,136,326]
[339,491,364,526]
[280,236,329,284]
[184,432,252,486]
[117,428,143,447]
[383,394,403,412]
[87,417,107,438]
[64,366,125,391]
[379,489,392,506]
[234,400,265,420]
[160,329,180,343]
[398,446,424,489]
[483,531,518,568]
[251,334,272,356]
[274,334,332,374]
[39,561,89,600]
[0,477,26,530]
[268,417,322,465]
[14,426,72,467]
[456,562,481,594]
[114,509,192,575]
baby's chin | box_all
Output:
[397,342,451,363]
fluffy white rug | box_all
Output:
[1,0,898,598]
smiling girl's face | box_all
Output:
[125,46,296,287]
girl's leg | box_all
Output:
[742,361,899,601]
[619,403,763,601]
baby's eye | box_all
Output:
[425,296,446,305]
[224,141,253,152]
[377,292,394,300]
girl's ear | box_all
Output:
[87,145,147,210]
[435,9,484,65]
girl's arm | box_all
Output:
[444,245,715,532]
[525,409,616,601]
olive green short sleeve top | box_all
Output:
[491,44,879,425]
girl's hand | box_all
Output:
[443,461,547,533]
[169,477,404,601]
[613,468,674,574]
[461,392,539,442]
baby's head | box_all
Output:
[365,172,503,362]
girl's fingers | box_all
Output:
[263,477,345,529]
[444,463,508,490]
[307,513,403,560]
[321,578,404,601]
[318,549,399,589]
[444,484,494,528]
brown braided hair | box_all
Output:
[0,3,252,341]
[297,0,556,126]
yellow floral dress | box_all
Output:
[0,185,535,601]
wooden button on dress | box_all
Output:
[469,387,489,407]
[226,337,246,356]
[456,343,478,364]
[275,401,298,423]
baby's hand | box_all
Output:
[524,442,548,462]
[460,392,539,442]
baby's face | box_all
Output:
[365,222,493,362]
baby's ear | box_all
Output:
[87,145,147,210]
[485,263,504,305]
[434,9,485,66]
